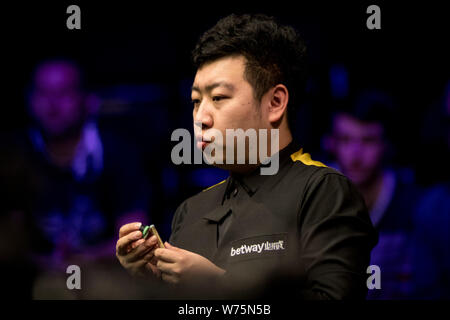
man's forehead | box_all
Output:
[334,114,383,134]
[35,63,81,89]
[192,56,246,89]
[191,80,235,93]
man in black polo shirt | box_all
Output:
[116,14,377,299]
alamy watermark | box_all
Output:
[66,264,81,290]
[367,264,381,290]
[66,5,81,30]
[366,5,381,30]
[171,125,280,175]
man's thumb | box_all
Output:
[165,242,184,252]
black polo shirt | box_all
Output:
[169,141,378,299]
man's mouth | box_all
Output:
[196,136,211,150]
[196,141,208,150]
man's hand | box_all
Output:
[154,242,225,284]
[116,222,161,278]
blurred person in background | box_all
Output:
[0,58,153,298]
[411,80,450,299]
[324,89,421,299]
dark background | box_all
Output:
[2,1,449,237]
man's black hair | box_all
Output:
[192,13,308,130]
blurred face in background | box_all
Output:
[331,113,386,187]
[30,61,86,138]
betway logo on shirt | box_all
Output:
[230,240,285,256]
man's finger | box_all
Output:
[145,262,161,278]
[164,242,183,251]
[126,241,155,263]
[131,238,146,250]
[116,230,143,256]
[142,249,156,262]
[162,273,179,284]
[154,248,179,263]
[126,258,149,277]
[130,235,157,251]
[149,255,158,266]
[156,259,177,275]
[119,222,142,238]
[144,235,158,247]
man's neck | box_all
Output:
[278,131,293,154]
[45,132,82,168]
[228,132,293,175]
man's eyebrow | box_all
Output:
[191,81,235,93]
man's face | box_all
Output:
[332,114,385,186]
[30,62,85,137]
[191,55,267,168]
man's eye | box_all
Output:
[362,137,379,145]
[212,96,226,102]
[337,135,351,144]
[192,99,200,107]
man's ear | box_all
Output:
[267,84,289,125]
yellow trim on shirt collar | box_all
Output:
[202,179,227,192]
[290,148,327,168]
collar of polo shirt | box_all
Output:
[223,140,301,201]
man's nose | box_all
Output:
[194,102,213,129]
[46,98,62,114]
[347,141,366,159]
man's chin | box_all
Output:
[201,146,260,173]
[39,121,83,140]
[202,154,226,167]
[347,172,372,187]
[208,162,260,174]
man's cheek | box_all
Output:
[365,147,384,167]
[336,148,353,167]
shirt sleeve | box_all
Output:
[297,170,378,300]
